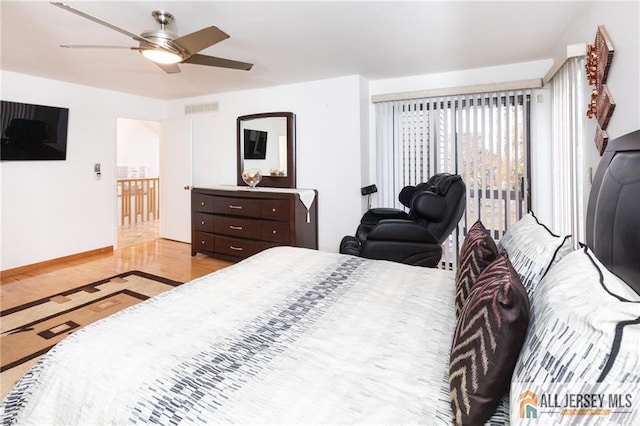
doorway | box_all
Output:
[116,117,161,248]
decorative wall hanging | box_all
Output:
[596,84,616,130]
[594,128,608,156]
[586,25,615,155]
[595,26,614,85]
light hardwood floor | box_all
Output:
[0,235,232,398]
[118,218,161,248]
[1,238,232,311]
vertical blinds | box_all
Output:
[376,90,531,269]
[1,101,36,132]
[550,56,586,245]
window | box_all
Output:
[375,90,531,269]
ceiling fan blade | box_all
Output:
[50,2,158,47]
[61,45,139,50]
[183,54,253,71]
[154,62,181,74]
[173,26,229,54]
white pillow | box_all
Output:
[584,245,640,302]
[510,246,640,425]
[498,212,572,296]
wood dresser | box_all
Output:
[191,186,318,261]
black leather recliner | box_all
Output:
[340,173,466,267]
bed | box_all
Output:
[1,130,639,425]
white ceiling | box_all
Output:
[1,1,590,100]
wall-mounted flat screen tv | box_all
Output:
[243,129,267,160]
[1,100,69,161]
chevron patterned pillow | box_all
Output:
[450,253,530,426]
[455,220,499,317]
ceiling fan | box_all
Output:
[50,2,253,74]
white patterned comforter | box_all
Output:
[1,247,459,425]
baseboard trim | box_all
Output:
[0,246,114,282]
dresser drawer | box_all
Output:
[213,197,261,218]
[261,199,290,221]
[215,236,264,258]
[192,193,216,213]
[193,212,215,232]
[261,221,290,244]
[191,187,318,261]
[214,216,261,239]
[193,232,215,252]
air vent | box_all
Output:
[184,102,219,115]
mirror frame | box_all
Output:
[237,112,296,188]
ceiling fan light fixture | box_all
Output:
[141,48,182,64]
[52,3,254,74]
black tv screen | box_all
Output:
[243,129,267,160]
[1,100,69,161]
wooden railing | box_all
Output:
[117,178,160,225]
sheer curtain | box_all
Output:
[549,56,586,244]
[375,90,531,268]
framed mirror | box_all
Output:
[237,112,296,188]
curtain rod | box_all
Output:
[371,78,543,103]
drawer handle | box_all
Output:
[229,205,243,210]
[272,208,277,212]
[201,240,206,245]
[201,201,206,206]
[272,230,277,234]
[230,225,243,230]
[230,245,243,251]
[201,221,206,225]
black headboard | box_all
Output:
[586,129,640,295]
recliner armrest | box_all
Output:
[367,219,439,244]
[360,208,408,226]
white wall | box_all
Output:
[0,71,165,270]
[167,75,367,252]
[359,76,372,213]
[116,118,160,177]
[552,1,640,211]
[370,59,552,95]
[559,1,640,144]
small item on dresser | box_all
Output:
[241,168,262,188]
